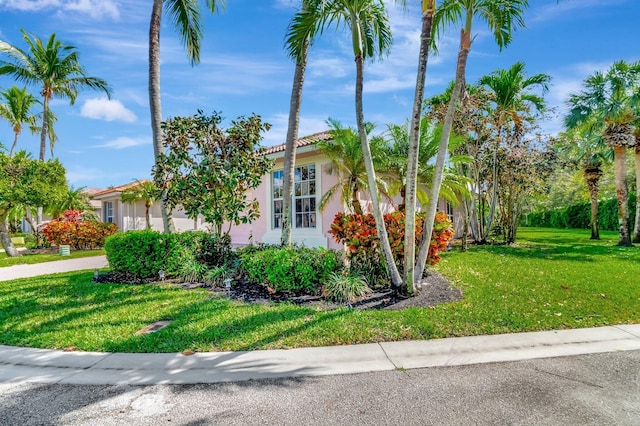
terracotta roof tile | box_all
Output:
[261,131,332,156]
[92,180,151,197]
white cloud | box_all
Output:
[94,137,150,150]
[2,0,119,19]
[81,98,137,123]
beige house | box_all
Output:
[92,181,204,232]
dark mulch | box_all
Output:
[96,270,463,311]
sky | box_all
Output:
[0,0,638,190]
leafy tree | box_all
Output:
[0,29,111,161]
[301,0,403,288]
[148,0,224,234]
[120,180,158,230]
[317,119,391,215]
[153,111,272,239]
[0,151,66,257]
[0,85,39,157]
[478,61,550,242]
[416,0,529,279]
[565,60,640,246]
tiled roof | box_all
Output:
[260,131,332,156]
[92,180,152,197]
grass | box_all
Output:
[0,227,638,353]
[0,249,105,268]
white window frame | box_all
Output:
[272,165,317,230]
[104,201,114,223]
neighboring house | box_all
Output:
[92,181,204,232]
[228,132,465,249]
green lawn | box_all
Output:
[0,227,638,353]
[0,249,106,268]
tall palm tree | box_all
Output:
[415,0,528,281]
[317,119,391,214]
[0,30,111,161]
[0,86,38,157]
[301,0,402,287]
[478,61,550,242]
[121,180,158,230]
[281,0,328,246]
[401,0,438,294]
[634,128,640,243]
[566,60,640,246]
[149,0,224,234]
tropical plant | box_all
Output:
[120,180,158,230]
[301,0,402,287]
[565,60,640,246]
[47,185,96,220]
[323,272,372,304]
[317,118,391,215]
[478,61,551,242]
[148,0,224,234]
[415,0,529,280]
[382,119,469,210]
[0,29,111,161]
[635,128,640,243]
[0,85,39,157]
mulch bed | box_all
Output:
[96,270,463,311]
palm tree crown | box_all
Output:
[0,30,111,160]
[0,85,39,157]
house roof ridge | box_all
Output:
[261,130,332,156]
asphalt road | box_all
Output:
[1,350,638,425]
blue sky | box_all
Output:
[0,0,638,189]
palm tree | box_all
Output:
[47,185,97,220]
[565,60,640,246]
[383,119,469,210]
[317,119,392,215]
[0,30,111,161]
[121,180,159,230]
[299,0,402,287]
[478,61,550,242]
[634,128,640,243]
[149,0,224,234]
[415,0,529,281]
[0,86,38,157]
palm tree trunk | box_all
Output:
[415,28,471,281]
[39,95,49,161]
[351,185,363,215]
[9,131,19,157]
[354,53,402,288]
[145,202,152,230]
[281,40,309,246]
[403,1,435,294]
[613,145,632,246]
[149,0,175,234]
[585,167,601,240]
[633,145,640,243]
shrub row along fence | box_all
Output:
[525,193,636,230]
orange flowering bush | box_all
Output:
[42,209,118,250]
[329,211,454,283]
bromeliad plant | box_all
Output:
[330,211,454,285]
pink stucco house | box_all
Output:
[94,132,463,246]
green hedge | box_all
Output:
[240,246,342,294]
[526,193,637,231]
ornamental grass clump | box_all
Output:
[323,272,372,304]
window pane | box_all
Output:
[309,165,315,180]
[296,214,302,228]
[301,166,308,180]
[294,168,301,182]
[309,213,316,228]
[309,181,315,195]
[296,199,302,212]
[310,198,316,211]
[301,182,308,196]
[295,183,301,196]
[302,214,309,228]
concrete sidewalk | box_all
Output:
[1,325,639,385]
[0,255,108,281]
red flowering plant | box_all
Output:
[329,211,454,284]
[41,209,118,250]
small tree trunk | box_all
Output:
[145,202,152,230]
[613,145,632,246]
[633,145,640,243]
[351,186,363,215]
[354,53,402,288]
[585,168,601,240]
[149,0,175,234]
[9,131,19,157]
[0,215,19,257]
[281,40,309,246]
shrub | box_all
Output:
[173,231,236,268]
[177,255,209,283]
[329,211,455,284]
[41,209,117,249]
[104,231,182,279]
[240,246,341,294]
[323,272,371,303]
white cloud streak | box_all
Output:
[81,98,137,123]
[1,0,120,19]
[93,136,149,149]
